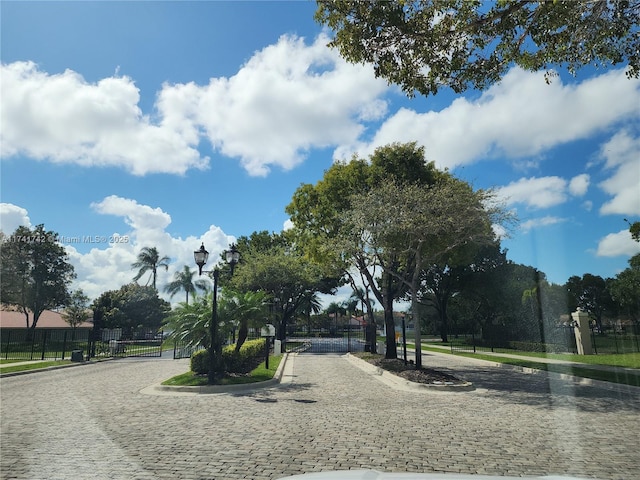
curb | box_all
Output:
[142,352,291,396]
[0,357,119,378]
[345,353,475,392]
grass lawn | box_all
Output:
[162,355,284,387]
[0,360,72,374]
[409,343,640,369]
[415,345,640,387]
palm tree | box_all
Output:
[164,293,212,349]
[299,291,322,334]
[223,290,268,352]
[164,265,208,305]
[132,246,170,291]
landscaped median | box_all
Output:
[145,353,289,395]
[346,352,474,392]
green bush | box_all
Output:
[190,349,208,374]
[190,338,266,375]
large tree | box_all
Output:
[230,231,337,345]
[61,289,91,337]
[92,283,170,336]
[609,253,640,324]
[131,246,170,291]
[418,243,505,342]
[0,225,75,332]
[316,0,640,97]
[565,273,615,332]
[287,142,444,359]
[345,179,507,366]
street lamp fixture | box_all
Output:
[193,242,240,384]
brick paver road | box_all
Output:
[1,352,639,480]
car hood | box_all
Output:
[278,471,593,480]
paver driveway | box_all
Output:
[1,352,638,480]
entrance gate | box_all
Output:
[293,326,367,354]
[91,328,164,358]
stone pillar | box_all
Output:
[572,309,593,355]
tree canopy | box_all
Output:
[92,283,170,335]
[0,225,75,331]
[132,246,170,291]
[230,231,338,342]
[164,265,208,305]
[316,0,640,97]
[345,178,507,365]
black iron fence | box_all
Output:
[1,328,91,360]
[591,328,640,354]
[448,327,640,356]
[91,328,164,358]
[1,328,164,360]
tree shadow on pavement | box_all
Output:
[450,364,640,413]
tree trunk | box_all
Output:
[235,320,248,352]
[382,273,397,359]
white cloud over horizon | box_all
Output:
[0,203,32,234]
[596,229,640,258]
[597,130,640,217]
[1,33,389,177]
[521,216,567,233]
[157,33,389,176]
[0,62,208,176]
[1,198,236,303]
[335,67,640,170]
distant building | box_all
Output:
[0,307,93,330]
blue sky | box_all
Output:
[1,1,639,306]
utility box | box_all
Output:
[70,350,84,362]
[261,324,276,337]
[274,339,282,355]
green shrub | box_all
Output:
[191,349,209,374]
[190,338,266,375]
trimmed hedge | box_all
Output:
[191,338,266,375]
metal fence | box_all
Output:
[91,328,164,358]
[1,328,164,361]
[1,328,90,360]
[448,328,640,356]
[591,329,640,354]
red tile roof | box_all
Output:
[0,309,93,329]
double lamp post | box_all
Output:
[194,242,240,385]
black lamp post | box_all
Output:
[194,242,240,384]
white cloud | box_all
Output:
[283,219,294,231]
[520,216,566,233]
[0,61,208,175]
[3,198,235,302]
[598,130,640,216]
[568,174,590,197]
[0,203,32,234]
[2,34,389,178]
[495,176,568,209]
[158,33,389,176]
[91,196,171,234]
[337,67,640,168]
[596,229,640,257]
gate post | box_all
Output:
[572,309,593,355]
